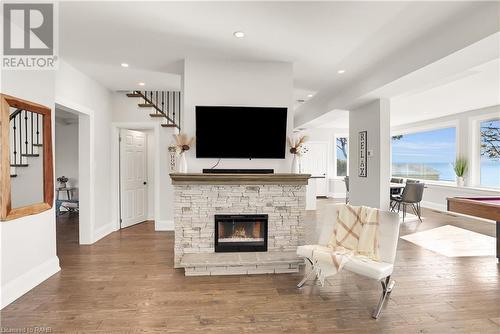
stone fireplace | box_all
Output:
[170,173,310,276]
[215,214,268,252]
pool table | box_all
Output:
[447,197,500,260]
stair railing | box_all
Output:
[133,90,181,130]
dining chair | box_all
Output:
[390,177,404,196]
[392,182,425,222]
[406,179,420,183]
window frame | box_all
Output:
[470,112,500,189]
[390,120,459,185]
[334,134,349,179]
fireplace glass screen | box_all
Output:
[215,214,268,252]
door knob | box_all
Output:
[143,181,147,185]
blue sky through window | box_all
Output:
[392,128,456,163]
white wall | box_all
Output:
[111,93,174,230]
[55,60,114,243]
[55,119,79,199]
[349,99,391,209]
[0,70,60,309]
[182,59,294,172]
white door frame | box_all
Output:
[111,122,160,231]
[55,100,94,244]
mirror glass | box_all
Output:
[9,106,45,208]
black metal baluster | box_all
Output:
[30,112,34,154]
[178,91,181,130]
[173,92,176,126]
[24,110,28,157]
[18,113,22,163]
[13,115,17,165]
[167,92,170,124]
[36,113,40,145]
[161,91,165,114]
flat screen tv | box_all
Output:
[196,106,288,159]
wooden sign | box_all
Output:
[358,131,367,177]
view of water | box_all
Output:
[392,160,500,188]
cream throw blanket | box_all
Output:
[313,204,380,285]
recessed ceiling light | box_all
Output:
[337,69,346,74]
[307,94,314,98]
[233,31,245,38]
[121,63,129,68]
[138,82,145,86]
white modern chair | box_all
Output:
[297,204,400,319]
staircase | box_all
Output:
[9,108,43,178]
[126,90,181,130]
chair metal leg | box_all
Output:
[297,259,317,288]
[372,276,395,319]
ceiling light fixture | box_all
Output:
[138,82,145,86]
[337,69,346,74]
[233,31,245,38]
[307,94,314,98]
[121,63,129,68]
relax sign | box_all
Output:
[2,2,58,69]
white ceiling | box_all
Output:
[60,1,479,97]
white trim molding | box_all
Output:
[155,220,174,231]
[1,257,60,309]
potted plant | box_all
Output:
[453,157,468,187]
[57,176,69,189]
[287,135,308,173]
[173,133,195,173]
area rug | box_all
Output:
[400,225,496,257]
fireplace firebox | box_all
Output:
[215,214,268,252]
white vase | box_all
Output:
[179,153,188,173]
[291,154,300,174]
[457,176,464,187]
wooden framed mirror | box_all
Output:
[0,94,54,221]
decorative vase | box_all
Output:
[291,154,300,174]
[59,182,67,189]
[457,176,464,187]
[179,153,188,173]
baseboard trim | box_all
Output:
[156,220,174,231]
[93,221,117,243]
[1,256,60,309]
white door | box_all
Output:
[301,142,328,197]
[120,129,148,228]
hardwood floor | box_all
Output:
[1,201,499,333]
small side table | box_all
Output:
[56,187,79,215]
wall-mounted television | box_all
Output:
[195,106,287,159]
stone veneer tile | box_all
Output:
[174,184,307,271]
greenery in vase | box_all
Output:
[453,157,468,177]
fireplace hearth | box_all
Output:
[215,214,268,252]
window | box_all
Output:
[336,137,348,177]
[392,127,456,182]
[479,118,500,188]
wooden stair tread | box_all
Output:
[126,93,142,97]
[161,124,177,128]
[10,174,17,177]
[149,113,166,118]
[22,154,39,157]
[138,103,153,108]
[33,144,43,147]
[11,164,28,167]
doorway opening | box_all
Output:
[54,106,81,251]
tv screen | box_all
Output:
[196,106,288,159]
